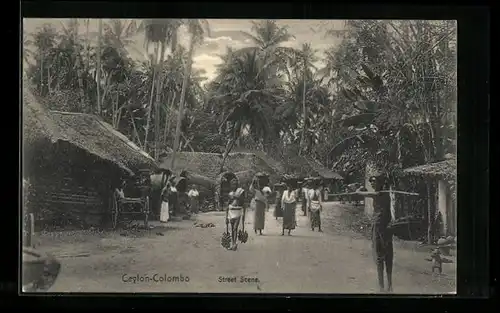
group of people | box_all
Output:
[159,179,199,223]
[274,179,324,235]
[223,177,326,250]
[224,173,395,292]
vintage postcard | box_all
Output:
[21,18,457,294]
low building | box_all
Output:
[159,151,281,186]
[23,84,158,228]
[402,157,457,238]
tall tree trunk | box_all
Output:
[170,35,195,169]
[128,106,143,149]
[85,19,91,71]
[40,53,44,95]
[220,137,236,173]
[96,19,103,115]
[299,64,307,155]
[144,44,159,153]
[154,42,167,160]
[47,65,52,95]
[427,183,433,244]
[163,92,177,147]
[396,129,403,167]
[73,33,86,109]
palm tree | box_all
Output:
[31,24,58,96]
[170,19,211,169]
[208,49,287,173]
[102,19,139,56]
[96,19,103,115]
[22,33,34,76]
[99,19,139,133]
[237,20,299,75]
[295,43,319,155]
[140,19,183,158]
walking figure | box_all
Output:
[274,184,284,220]
[353,175,394,292]
[308,179,323,232]
[301,181,309,216]
[281,183,297,235]
[225,179,246,251]
[250,176,270,235]
[427,248,443,274]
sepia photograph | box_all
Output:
[21,18,457,294]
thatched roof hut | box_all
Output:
[304,158,343,180]
[403,158,456,179]
[159,152,280,183]
[402,156,456,201]
[22,82,159,228]
[23,83,64,152]
[23,82,157,177]
[282,152,343,180]
[49,111,158,176]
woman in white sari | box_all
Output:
[281,184,298,236]
[160,182,176,223]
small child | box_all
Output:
[427,248,443,274]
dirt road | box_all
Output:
[37,202,456,294]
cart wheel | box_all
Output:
[144,196,149,228]
[112,196,119,230]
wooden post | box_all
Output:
[427,183,433,244]
[24,213,34,247]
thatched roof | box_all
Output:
[304,157,343,180]
[159,152,279,182]
[283,153,343,180]
[403,157,456,201]
[23,83,63,149]
[23,82,157,176]
[403,158,456,179]
[49,111,158,175]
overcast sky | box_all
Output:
[23,19,346,82]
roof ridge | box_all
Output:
[93,118,156,162]
[50,110,94,116]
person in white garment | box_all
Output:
[160,182,177,222]
[187,185,200,214]
[307,179,323,232]
[281,183,298,236]
[225,179,246,250]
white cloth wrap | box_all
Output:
[160,201,169,222]
[228,205,243,219]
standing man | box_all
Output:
[307,179,323,232]
[225,179,246,250]
[352,174,394,292]
[301,181,309,216]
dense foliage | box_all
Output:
[24,19,456,179]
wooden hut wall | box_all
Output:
[28,142,121,229]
